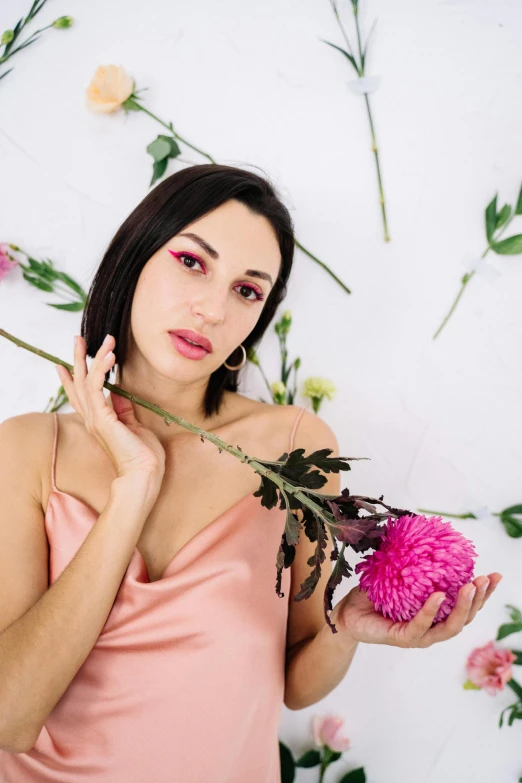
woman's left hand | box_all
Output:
[331,573,503,649]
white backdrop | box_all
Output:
[1,0,521,781]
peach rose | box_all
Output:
[466,640,517,695]
[312,714,351,753]
[86,65,134,114]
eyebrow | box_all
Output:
[177,232,274,287]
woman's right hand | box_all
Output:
[56,333,166,483]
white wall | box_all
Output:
[1,0,521,781]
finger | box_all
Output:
[55,362,82,413]
[464,576,490,625]
[418,584,477,647]
[85,335,116,416]
[72,334,90,416]
[110,390,138,427]
[484,572,503,600]
[69,334,112,419]
[402,591,447,646]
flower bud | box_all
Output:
[246,346,259,365]
[53,16,74,28]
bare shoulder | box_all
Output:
[268,402,339,454]
[229,393,339,456]
[0,411,75,511]
[227,393,303,441]
[0,412,55,505]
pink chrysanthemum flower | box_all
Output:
[466,641,517,695]
[312,714,351,753]
[354,514,478,623]
[0,243,18,283]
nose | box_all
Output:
[190,292,226,326]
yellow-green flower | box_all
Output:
[270,380,287,405]
[302,377,336,400]
[302,377,337,413]
[275,309,292,337]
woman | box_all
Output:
[0,163,342,782]
[0,164,501,782]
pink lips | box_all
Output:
[169,329,212,353]
[168,332,209,361]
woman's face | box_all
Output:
[126,198,282,381]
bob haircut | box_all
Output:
[81,163,296,419]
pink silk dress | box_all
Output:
[0,406,306,783]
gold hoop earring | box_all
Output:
[224,344,247,371]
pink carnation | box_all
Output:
[466,641,517,695]
[0,243,18,283]
[312,714,351,753]
[354,514,478,623]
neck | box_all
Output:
[109,364,219,445]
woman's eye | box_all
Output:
[172,250,264,302]
[236,285,264,302]
[178,252,203,271]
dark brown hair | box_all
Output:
[81,163,295,419]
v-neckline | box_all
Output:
[45,486,260,583]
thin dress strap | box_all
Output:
[51,411,59,491]
[288,406,306,452]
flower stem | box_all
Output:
[0,327,333,526]
[432,269,477,341]
[330,0,390,242]
[432,209,517,339]
[124,97,352,297]
[294,239,352,294]
[417,507,500,520]
[125,98,217,163]
[353,8,389,242]
[0,0,50,65]
[363,92,390,242]
[253,357,276,402]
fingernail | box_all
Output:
[436,594,445,605]
[103,334,111,345]
[74,335,78,346]
[467,587,476,601]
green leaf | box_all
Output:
[295,749,321,768]
[515,182,522,215]
[497,623,522,641]
[21,274,53,292]
[496,204,511,229]
[319,38,359,73]
[361,19,377,71]
[507,604,522,625]
[509,679,522,701]
[490,235,522,255]
[54,270,87,298]
[485,194,498,243]
[279,740,295,783]
[500,504,522,538]
[149,157,169,187]
[46,301,85,311]
[161,134,181,158]
[146,137,172,163]
[339,767,366,782]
